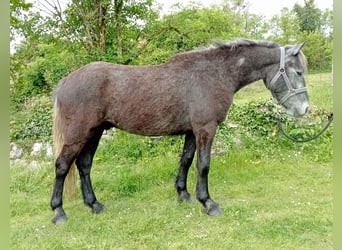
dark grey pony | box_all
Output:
[51,39,309,224]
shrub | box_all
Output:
[10,96,53,145]
[218,98,332,141]
[215,98,332,162]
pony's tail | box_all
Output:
[53,98,77,200]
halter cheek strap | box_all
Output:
[268,47,307,105]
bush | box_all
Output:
[10,43,83,111]
[215,98,332,162]
[229,99,280,136]
[217,98,332,141]
[10,96,53,144]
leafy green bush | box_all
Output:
[229,99,280,136]
[218,98,332,141]
[10,96,53,144]
[10,44,83,111]
[215,98,332,162]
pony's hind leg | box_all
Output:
[76,127,105,214]
[51,144,81,224]
[175,132,196,203]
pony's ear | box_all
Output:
[289,42,306,56]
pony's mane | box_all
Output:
[210,39,280,50]
[169,39,280,61]
[214,39,308,72]
[169,39,308,72]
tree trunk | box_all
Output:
[98,0,106,54]
[114,0,123,57]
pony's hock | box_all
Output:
[50,39,309,224]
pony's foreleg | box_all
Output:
[50,146,78,224]
[76,130,105,214]
[175,132,196,203]
[195,124,223,216]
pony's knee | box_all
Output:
[55,156,72,177]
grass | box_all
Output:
[10,155,333,249]
[10,73,333,249]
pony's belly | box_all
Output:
[112,112,190,136]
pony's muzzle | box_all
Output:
[286,102,309,117]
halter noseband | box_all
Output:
[268,47,307,105]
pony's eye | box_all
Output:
[296,71,303,76]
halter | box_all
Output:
[268,47,307,105]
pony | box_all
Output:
[50,39,308,224]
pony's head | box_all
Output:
[265,43,309,116]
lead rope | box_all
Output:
[277,112,333,143]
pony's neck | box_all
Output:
[229,46,280,92]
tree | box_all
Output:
[320,8,333,38]
[267,8,301,44]
[265,4,332,72]
[292,0,332,72]
[135,5,244,65]
[298,31,332,72]
[293,0,322,33]
[243,13,269,39]
[63,0,110,54]
[61,0,157,62]
[10,0,32,40]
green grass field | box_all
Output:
[10,73,333,249]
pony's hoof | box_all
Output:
[205,201,223,216]
[207,205,223,216]
[92,201,105,214]
[52,214,68,224]
[52,207,68,224]
[178,191,194,204]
